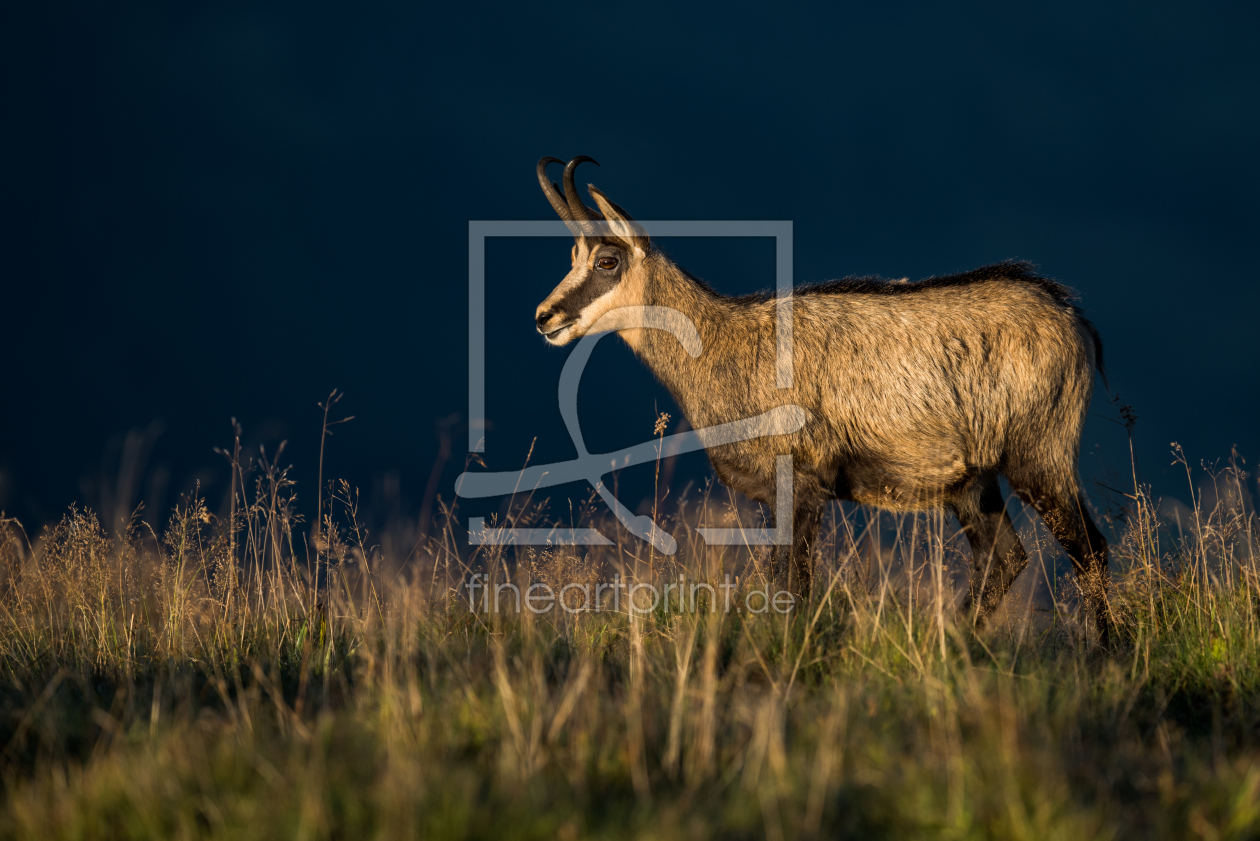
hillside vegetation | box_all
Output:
[0,440,1257,840]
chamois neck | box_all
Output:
[641,253,731,332]
[623,253,746,416]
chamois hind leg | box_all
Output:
[1018,481,1112,645]
[953,475,1030,628]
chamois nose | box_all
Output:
[536,309,557,332]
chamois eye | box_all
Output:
[597,256,618,271]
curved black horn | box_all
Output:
[536,156,574,226]
[563,156,600,232]
[564,184,606,221]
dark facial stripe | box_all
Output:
[555,269,619,316]
[553,246,623,317]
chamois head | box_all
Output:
[534,156,651,346]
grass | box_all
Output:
[0,430,1257,839]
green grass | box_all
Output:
[0,447,1257,839]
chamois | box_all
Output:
[533,155,1111,632]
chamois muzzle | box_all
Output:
[535,304,573,338]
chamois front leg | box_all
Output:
[771,481,826,607]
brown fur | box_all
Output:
[534,165,1110,634]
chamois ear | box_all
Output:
[588,185,650,254]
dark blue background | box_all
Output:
[2,2,1257,533]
